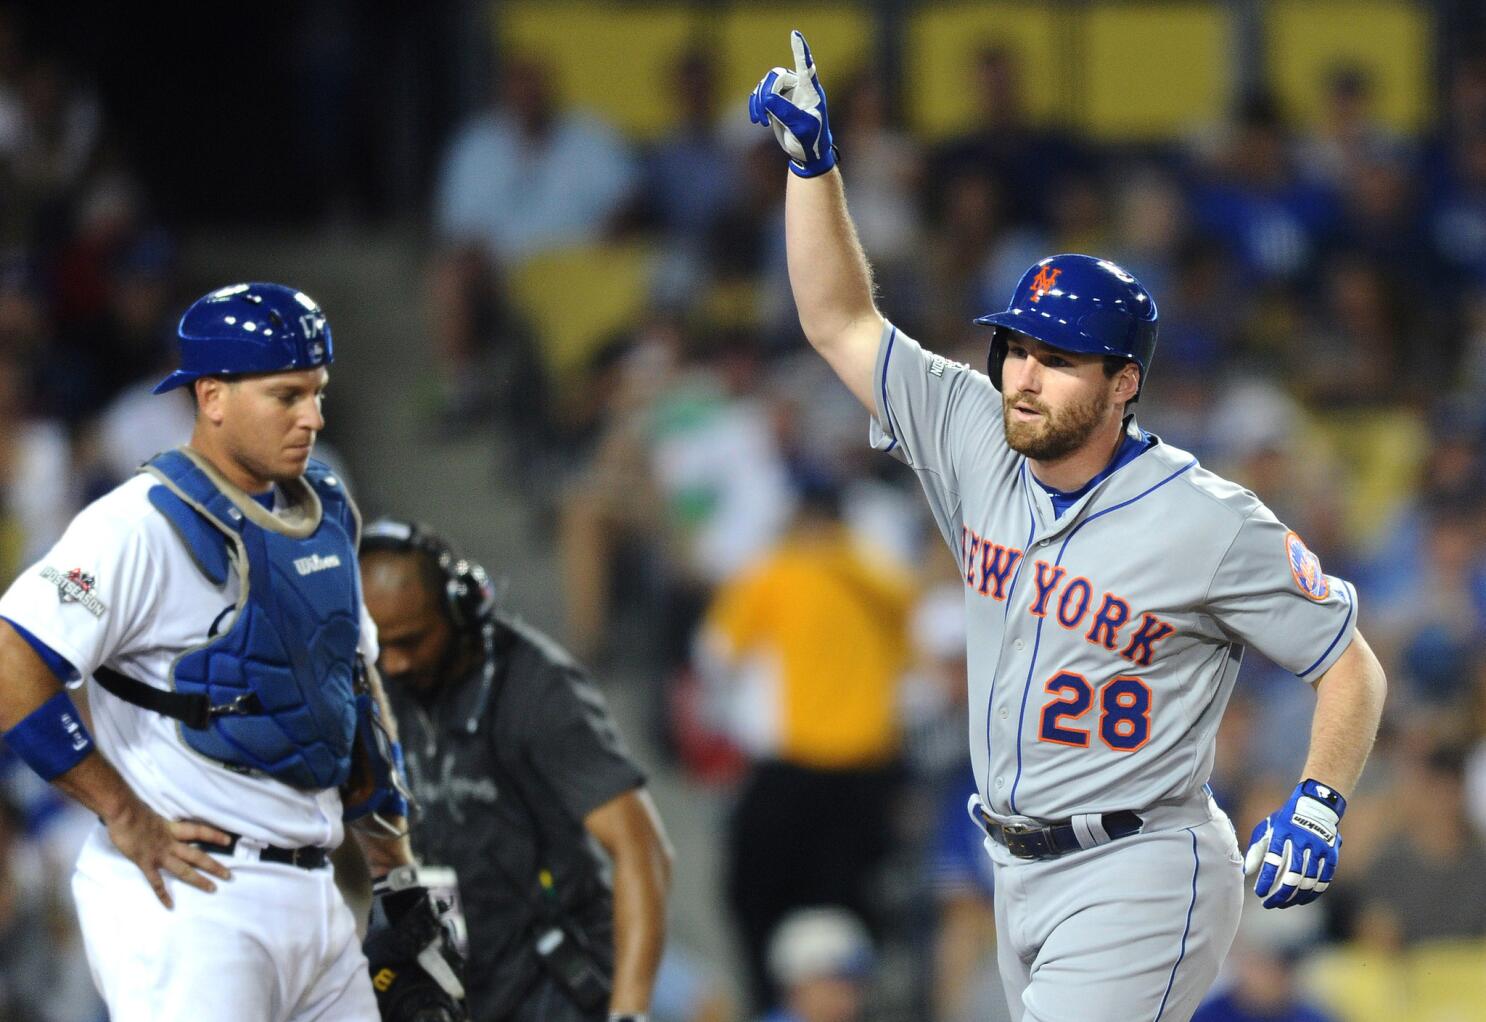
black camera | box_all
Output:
[533,921,610,1011]
[377,973,465,1022]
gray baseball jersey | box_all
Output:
[870,324,1356,821]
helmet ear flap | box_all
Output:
[987,327,1009,391]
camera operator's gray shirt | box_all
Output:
[388,614,644,1021]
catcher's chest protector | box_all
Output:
[144,448,361,789]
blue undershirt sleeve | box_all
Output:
[1,616,79,682]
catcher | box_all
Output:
[0,282,465,1021]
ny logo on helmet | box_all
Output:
[299,313,326,341]
[1028,266,1062,303]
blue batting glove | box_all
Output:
[1243,779,1346,909]
[748,30,836,177]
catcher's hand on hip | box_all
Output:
[104,799,233,909]
[749,30,837,177]
[1244,779,1345,909]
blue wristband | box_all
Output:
[3,691,95,780]
[1300,778,1347,817]
[788,143,838,178]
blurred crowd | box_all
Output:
[0,7,198,1019]
[422,34,1486,1022]
[0,6,202,569]
[4,3,1486,1020]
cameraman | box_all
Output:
[359,520,673,1022]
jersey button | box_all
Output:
[999,708,1009,720]
[994,776,1005,788]
[1013,639,1026,652]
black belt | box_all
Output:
[973,804,1143,860]
[191,831,329,871]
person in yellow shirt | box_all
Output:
[695,477,914,1014]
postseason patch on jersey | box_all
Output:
[1284,531,1329,601]
[40,566,106,617]
[927,354,966,378]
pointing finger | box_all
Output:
[791,30,813,79]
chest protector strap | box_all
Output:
[100,448,363,791]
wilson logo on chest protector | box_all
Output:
[293,553,343,576]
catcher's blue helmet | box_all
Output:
[152,282,333,395]
[976,254,1157,399]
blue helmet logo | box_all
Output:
[153,282,335,395]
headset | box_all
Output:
[359,518,497,638]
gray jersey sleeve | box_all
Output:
[868,322,1007,551]
[1202,505,1357,682]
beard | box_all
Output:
[1002,386,1112,461]
[226,436,315,487]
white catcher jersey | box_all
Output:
[0,472,379,850]
[871,324,1356,821]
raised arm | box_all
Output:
[752,31,884,410]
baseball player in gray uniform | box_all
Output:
[749,32,1388,1022]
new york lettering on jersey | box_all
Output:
[958,524,1176,669]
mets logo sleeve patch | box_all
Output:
[1284,531,1329,601]
[1202,506,1355,682]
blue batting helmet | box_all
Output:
[976,254,1157,399]
[152,282,333,395]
